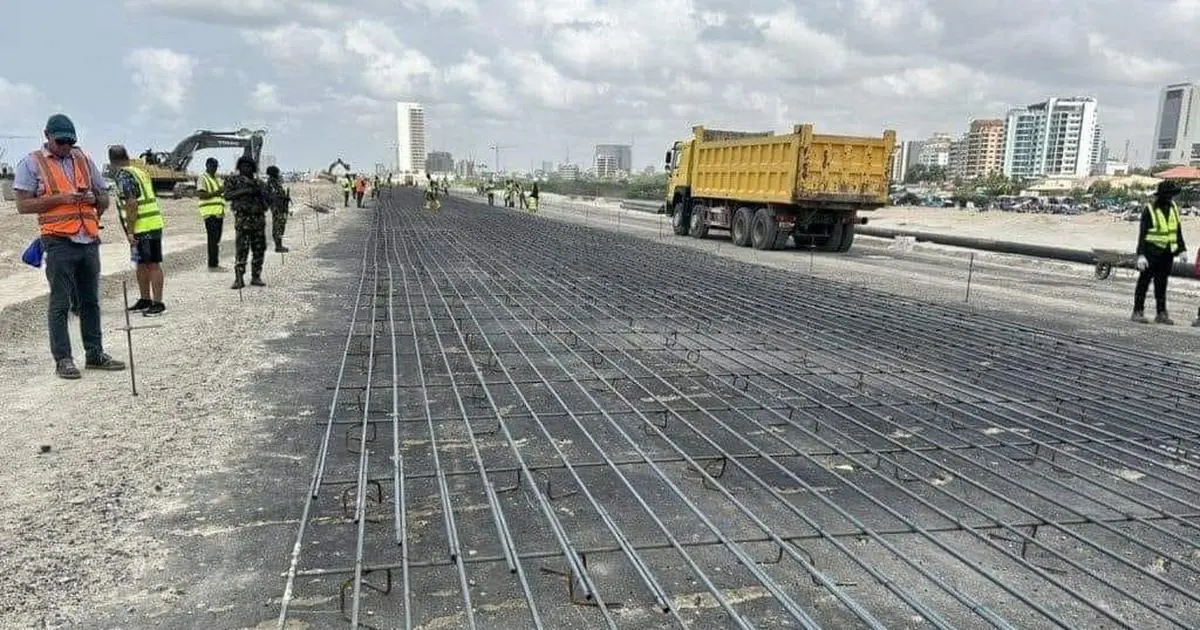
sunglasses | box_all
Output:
[54,138,76,147]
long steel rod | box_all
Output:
[384,251,412,629]
[277,217,376,629]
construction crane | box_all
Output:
[488,142,515,174]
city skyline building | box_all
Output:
[1152,82,1200,166]
[1002,96,1100,179]
[395,101,427,175]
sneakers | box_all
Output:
[143,302,166,317]
[85,354,127,371]
[56,358,81,380]
[127,298,153,311]
[55,355,126,379]
[1131,311,1149,324]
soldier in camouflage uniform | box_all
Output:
[224,156,268,289]
[265,165,291,253]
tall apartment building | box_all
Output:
[958,119,1006,179]
[395,101,427,175]
[947,135,969,180]
[1152,83,1200,166]
[426,150,454,174]
[1002,97,1100,179]
[916,133,953,168]
[594,144,632,173]
[890,140,921,182]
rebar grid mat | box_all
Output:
[278,189,1200,630]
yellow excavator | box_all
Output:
[107,128,266,198]
[317,158,352,183]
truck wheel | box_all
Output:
[671,201,690,236]
[817,223,844,252]
[689,209,709,238]
[731,208,753,247]
[835,223,856,252]
[751,208,778,250]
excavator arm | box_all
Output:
[326,158,350,175]
[158,128,266,172]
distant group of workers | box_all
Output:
[12,113,295,380]
[482,178,538,211]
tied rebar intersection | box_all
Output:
[279,188,1200,629]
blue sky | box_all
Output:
[1,0,1193,172]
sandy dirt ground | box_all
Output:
[0,182,351,628]
[863,205,1200,253]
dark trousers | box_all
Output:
[43,238,103,362]
[1134,250,1175,314]
[355,191,365,207]
[343,191,350,207]
[204,216,224,268]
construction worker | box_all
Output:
[225,156,269,289]
[354,174,367,207]
[197,157,226,270]
[529,182,539,212]
[424,174,441,211]
[341,175,351,207]
[12,113,126,379]
[1133,179,1187,324]
[265,166,291,252]
[109,145,167,317]
[504,179,514,207]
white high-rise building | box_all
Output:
[395,102,427,175]
[1001,96,1100,179]
[1152,83,1200,166]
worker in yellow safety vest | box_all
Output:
[109,145,167,316]
[197,157,226,270]
[341,175,352,207]
[1133,179,1186,325]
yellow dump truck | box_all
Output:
[665,124,895,252]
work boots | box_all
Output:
[231,274,245,290]
[1156,311,1175,325]
[1131,310,1149,324]
[250,274,266,287]
[274,238,289,253]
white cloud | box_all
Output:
[124,48,197,114]
[444,51,515,117]
[250,83,290,114]
[502,50,610,110]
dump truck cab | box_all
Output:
[664,140,693,212]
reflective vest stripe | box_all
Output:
[198,173,224,216]
[120,166,165,234]
[29,149,100,238]
[1146,203,1180,249]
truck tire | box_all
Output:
[835,223,856,252]
[731,208,753,247]
[671,201,690,236]
[689,209,709,239]
[751,208,778,250]
[817,223,844,252]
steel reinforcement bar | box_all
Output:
[277,188,1200,629]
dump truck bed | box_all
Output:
[688,124,895,208]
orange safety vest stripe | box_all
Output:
[29,148,100,238]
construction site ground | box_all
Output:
[0,188,1197,629]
